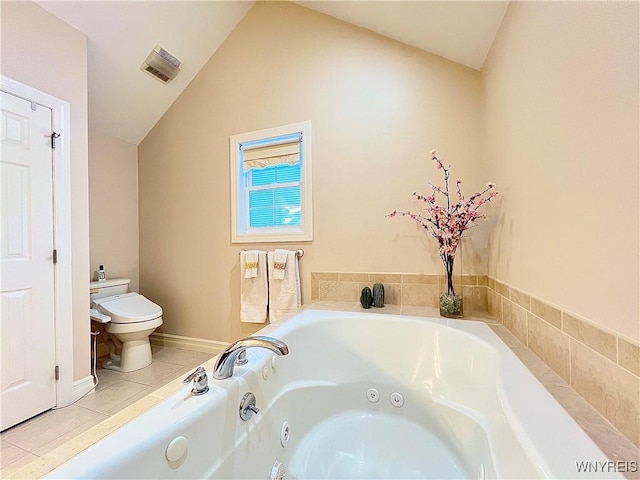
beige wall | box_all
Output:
[1,1,90,379]
[139,2,488,342]
[482,2,639,340]
[89,132,139,291]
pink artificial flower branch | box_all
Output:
[388,150,498,296]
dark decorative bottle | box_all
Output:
[373,283,384,308]
[360,287,373,309]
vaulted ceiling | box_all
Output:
[37,1,508,145]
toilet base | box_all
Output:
[103,338,153,373]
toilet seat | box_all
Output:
[106,317,163,335]
[93,292,162,324]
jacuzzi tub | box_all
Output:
[47,309,621,479]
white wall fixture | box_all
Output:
[141,45,182,84]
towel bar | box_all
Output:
[239,249,304,258]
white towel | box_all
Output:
[267,250,301,324]
[272,249,289,280]
[240,250,268,323]
[244,250,259,278]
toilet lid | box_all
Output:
[93,293,162,324]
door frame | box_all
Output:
[1,75,83,407]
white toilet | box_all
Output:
[90,278,163,372]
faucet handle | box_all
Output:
[183,366,205,383]
[183,366,209,396]
[239,392,259,421]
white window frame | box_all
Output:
[230,121,313,243]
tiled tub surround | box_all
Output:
[312,271,640,449]
[311,272,489,312]
[487,276,640,448]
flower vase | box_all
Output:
[439,292,463,318]
[440,254,463,318]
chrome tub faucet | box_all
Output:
[213,335,289,380]
[183,366,209,396]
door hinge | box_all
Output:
[50,132,60,149]
[53,249,58,264]
[55,365,60,381]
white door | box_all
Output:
[1,90,57,431]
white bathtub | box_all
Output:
[47,309,621,479]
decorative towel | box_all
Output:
[240,250,268,323]
[244,250,259,278]
[272,249,289,280]
[267,250,301,324]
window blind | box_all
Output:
[242,140,300,171]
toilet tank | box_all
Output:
[90,278,131,300]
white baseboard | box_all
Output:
[150,333,228,355]
[71,375,95,401]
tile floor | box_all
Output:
[0,345,213,477]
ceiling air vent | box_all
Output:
[141,45,182,84]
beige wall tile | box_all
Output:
[527,312,570,383]
[310,275,319,300]
[465,310,500,324]
[309,301,358,311]
[438,275,463,292]
[477,275,488,286]
[530,297,562,329]
[401,284,439,307]
[571,340,640,447]
[382,283,401,305]
[509,288,531,310]
[502,298,528,344]
[488,276,496,291]
[487,289,502,322]
[312,272,339,281]
[369,273,402,283]
[318,281,358,302]
[463,286,488,312]
[462,275,478,285]
[311,275,320,302]
[338,272,369,282]
[618,338,640,377]
[495,280,509,297]
[491,326,640,465]
[563,313,617,362]
[401,274,438,284]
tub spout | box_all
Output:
[213,335,289,380]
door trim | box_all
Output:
[1,76,90,406]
